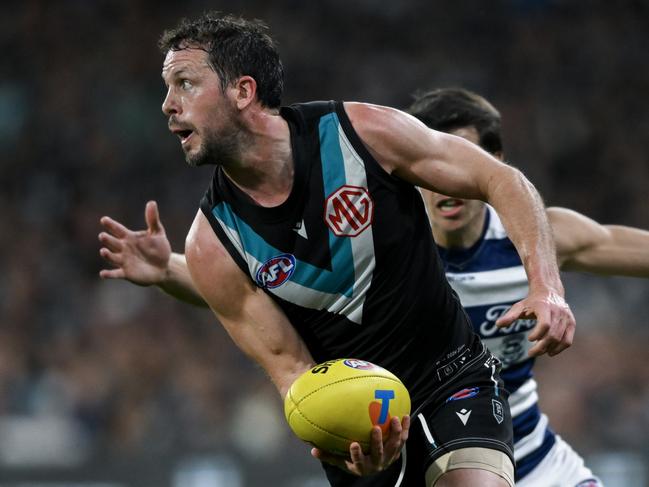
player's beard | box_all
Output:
[186,125,241,168]
[185,101,246,168]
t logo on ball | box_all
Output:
[369,389,395,434]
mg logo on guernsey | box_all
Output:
[324,185,374,237]
[255,253,296,289]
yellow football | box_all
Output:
[284,358,411,455]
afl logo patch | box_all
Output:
[324,185,374,237]
[343,359,376,370]
[255,254,296,289]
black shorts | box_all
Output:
[323,343,514,486]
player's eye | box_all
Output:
[180,79,192,90]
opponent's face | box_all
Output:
[422,126,492,241]
[161,48,239,166]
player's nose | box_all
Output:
[162,88,180,116]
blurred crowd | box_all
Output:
[0,0,648,484]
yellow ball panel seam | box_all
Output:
[289,375,403,407]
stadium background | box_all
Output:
[1,0,648,485]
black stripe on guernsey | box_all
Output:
[515,428,556,480]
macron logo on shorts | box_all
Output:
[455,408,472,426]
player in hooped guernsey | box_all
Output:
[409,87,649,485]
[439,206,560,482]
[411,88,600,487]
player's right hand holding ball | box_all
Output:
[312,415,410,476]
[284,358,411,475]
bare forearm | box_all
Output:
[158,253,209,306]
[273,355,314,399]
[488,168,563,293]
[185,211,315,398]
[219,298,315,399]
[561,225,649,277]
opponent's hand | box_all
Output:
[496,288,575,357]
[311,415,410,476]
[98,201,172,286]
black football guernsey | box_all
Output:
[200,101,478,409]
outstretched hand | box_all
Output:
[98,201,172,286]
[496,288,576,357]
[311,415,410,476]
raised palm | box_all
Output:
[99,201,172,286]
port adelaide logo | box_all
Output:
[325,185,374,237]
[492,399,504,424]
[256,253,296,289]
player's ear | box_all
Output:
[233,75,257,110]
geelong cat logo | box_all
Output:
[325,185,374,237]
[256,254,296,289]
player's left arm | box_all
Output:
[549,207,649,277]
[345,102,575,357]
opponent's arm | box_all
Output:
[185,210,408,475]
[99,201,207,307]
[549,207,649,277]
[345,102,575,357]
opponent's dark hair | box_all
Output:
[406,88,503,155]
[159,12,284,108]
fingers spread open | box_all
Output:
[400,415,410,442]
[349,442,366,473]
[99,268,125,280]
[369,427,383,467]
[99,247,123,266]
[100,216,129,238]
[145,201,164,234]
[309,416,411,477]
[98,232,123,252]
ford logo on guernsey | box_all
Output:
[256,254,296,289]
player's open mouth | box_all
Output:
[177,130,194,145]
[437,198,464,217]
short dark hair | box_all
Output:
[159,12,284,108]
[406,88,503,155]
